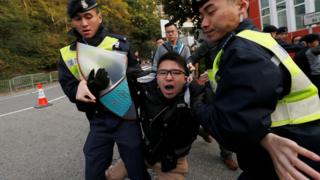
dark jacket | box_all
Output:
[58,25,139,127]
[294,48,312,78]
[294,47,320,95]
[188,40,217,70]
[193,19,320,179]
[277,39,303,54]
[137,79,199,172]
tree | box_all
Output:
[99,0,132,34]
[0,0,161,79]
[126,0,161,59]
[161,0,200,27]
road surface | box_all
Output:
[0,84,241,180]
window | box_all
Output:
[316,0,320,12]
[260,0,271,28]
[294,0,305,29]
[276,0,287,27]
[262,16,271,28]
[294,0,304,4]
[260,0,269,8]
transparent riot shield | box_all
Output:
[77,42,137,120]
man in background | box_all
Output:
[262,25,277,38]
[294,33,320,94]
[152,22,192,71]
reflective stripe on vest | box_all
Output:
[208,30,320,127]
[60,36,119,80]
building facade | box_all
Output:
[249,0,320,42]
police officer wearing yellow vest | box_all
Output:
[58,0,150,179]
[190,0,320,179]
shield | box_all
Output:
[77,42,137,120]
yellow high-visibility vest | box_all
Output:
[60,36,119,80]
[208,30,320,127]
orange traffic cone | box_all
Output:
[34,83,52,108]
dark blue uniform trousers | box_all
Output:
[83,113,149,180]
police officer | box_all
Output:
[190,0,320,179]
[58,0,149,179]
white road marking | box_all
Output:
[0,84,61,102]
[0,95,66,118]
[48,96,66,103]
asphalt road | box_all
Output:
[0,84,241,180]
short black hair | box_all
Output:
[263,25,278,33]
[157,52,189,75]
[164,22,177,29]
[277,26,288,34]
[301,34,320,44]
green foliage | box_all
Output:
[125,0,161,59]
[161,0,200,27]
[0,0,68,79]
[0,0,160,79]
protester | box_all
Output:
[106,52,199,180]
[191,0,320,179]
[57,0,149,179]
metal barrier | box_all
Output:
[0,71,59,94]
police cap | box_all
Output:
[68,0,99,18]
[192,0,209,13]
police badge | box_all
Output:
[81,0,88,9]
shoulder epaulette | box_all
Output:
[107,33,127,42]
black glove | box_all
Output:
[87,68,110,97]
[161,156,177,172]
[189,80,206,109]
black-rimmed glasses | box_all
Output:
[157,69,185,78]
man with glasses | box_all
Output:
[106,52,199,180]
[152,22,192,72]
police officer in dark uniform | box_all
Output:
[190,0,320,179]
[58,0,149,179]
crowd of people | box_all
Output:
[58,0,320,179]
[262,24,320,95]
